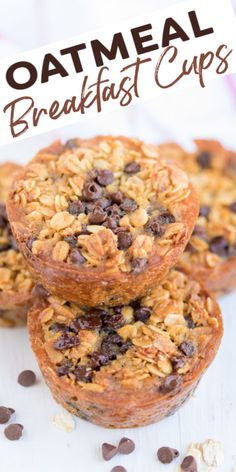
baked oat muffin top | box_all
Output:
[0,163,33,297]
[9,136,194,274]
[35,269,221,393]
[159,140,236,279]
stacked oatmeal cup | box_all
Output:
[3,135,236,428]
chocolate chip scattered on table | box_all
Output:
[0,406,14,424]
[18,370,36,387]
[4,424,23,441]
[157,446,179,464]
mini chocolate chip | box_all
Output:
[157,212,176,224]
[18,370,36,387]
[90,351,110,369]
[65,138,78,149]
[229,201,236,213]
[120,340,133,353]
[49,322,67,332]
[102,443,118,461]
[4,424,23,441]
[145,216,164,236]
[209,235,229,256]
[101,334,123,360]
[106,204,121,218]
[64,235,78,247]
[32,284,50,298]
[131,258,147,275]
[157,446,179,464]
[117,231,133,250]
[124,162,141,174]
[0,407,13,424]
[27,237,36,251]
[192,225,207,239]
[197,151,212,169]
[73,366,92,383]
[68,200,85,215]
[69,248,86,265]
[109,191,124,204]
[171,356,186,371]
[120,198,137,213]
[53,333,80,350]
[199,205,211,218]
[118,437,135,454]
[103,313,125,330]
[96,169,114,186]
[179,341,195,357]
[56,360,73,376]
[181,455,197,472]
[93,197,111,209]
[82,181,103,201]
[184,315,195,329]
[88,207,107,224]
[111,467,127,472]
[103,217,119,230]
[70,311,103,331]
[159,375,182,394]
[134,306,151,322]
[0,242,11,252]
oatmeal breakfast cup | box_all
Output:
[28,269,223,428]
[0,163,33,327]
[160,140,236,296]
[7,136,198,306]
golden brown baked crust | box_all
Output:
[159,140,236,296]
[28,270,223,428]
[7,136,198,306]
[0,163,33,327]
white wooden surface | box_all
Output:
[0,1,235,470]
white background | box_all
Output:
[0,1,235,471]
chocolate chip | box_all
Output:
[120,198,137,213]
[179,341,195,357]
[96,169,114,186]
[102,443,118,461]
[69,248,86,264]
[93,197,111,209]
[68,200,85,215]
[109,191,124,204]
[90,351,109,369]
[4,424,23,441]
[184,315,195,329]
[103,217,119,230]
[53,333,80,350]
[0,242,11,252]
[199,205,211,218]
[171,356,186,371]
[88,207,107,224]
[118,437,135,454]
[192,225,207,239]
[49,322,67,332]
[18,370,36,387]
[131,257,147,275]
[101,334,124,360]
[32,284,50,298]
[229,201,236,213]
[145,216,164,236]
[117,231,133,250]
[124,162,141,174]
[209,235,229,256]
[159,375,182,394]
[103,313,125,330]
[27,237,36,251]
[181,455,197,472]
[111,467,127,472]
[74,365,92,383]
[120,340,133,353]
[82,181,103,201]
[197,151,212,169]
[70,311,103,331]
[65,138,78,149]
[0,407,13,424]
[157,446,179,464]
[157,212,176,224]
[134,306,151,322]
[56,360,73,376]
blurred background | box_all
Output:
[0,0,235,162]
